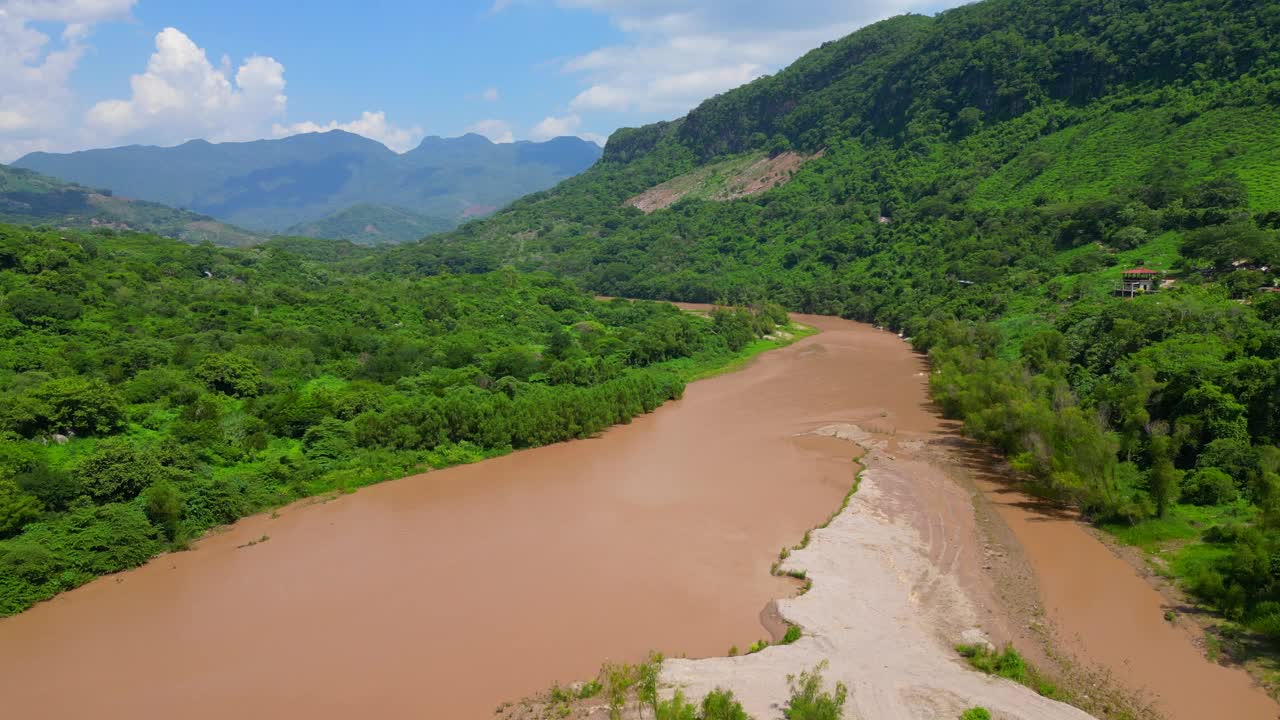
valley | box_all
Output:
[3,0,1280,718]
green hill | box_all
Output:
[383,0,1280,665]
[285,203,453,245]
[14,132,602,237]
[0,164,264,247]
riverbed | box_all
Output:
[0,313,1273,719]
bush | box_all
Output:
[960,708,992,720]
[784,662,847,720]
[195,353,263,397]
[655,688,750,720]
[75,439,166,504]
[143,482,183,540]
[28,377,126,437]
[700,689,750,720]
[0,480,42,538]
[5,287,81,324]
[1197,439,1260,494]
[957,643,1027,683]
[182,478,249,530]
[15,463,81,512]
[1183,467,1239,505]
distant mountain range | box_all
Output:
[284,203,454,246]
[14,131,602,243]
[0,163,264,246]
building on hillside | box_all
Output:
[1115,267,1161,297]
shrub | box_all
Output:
[181,478,249,530]
[5,287,81,325]
[1183,467,1239,505]
[143,482,183,541]
[960,708,992,720]
[655,688,750,720]
[656,691,699,720]
[0,480,42,538]
[700,689,750,720]
[784,661,847,720]
[957,643,1027,683]
[28,377,126,436]
[15,463,80,512]
[195,353,263,397]
[75,439,166,504]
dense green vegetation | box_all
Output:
[0,164,264,247]
[374,0,1280,656]
[15,132,602,237]
[0,224,791,615]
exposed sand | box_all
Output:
[660,424,1094,720]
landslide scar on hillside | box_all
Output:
[624,150,821,213]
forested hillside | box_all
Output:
[0,165,264,247]
[385,0,1280,651]
[0,224,790,615]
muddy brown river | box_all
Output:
[0,312,1274,719]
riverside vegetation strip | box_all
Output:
[0,224,797,616]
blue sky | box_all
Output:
[0,0,967,161]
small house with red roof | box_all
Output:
[1115,267,1161,297]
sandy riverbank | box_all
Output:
[659,424,1093,720]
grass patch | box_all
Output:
[676,321,817,383]
[782,625,803,644]
[956,643,1067,701]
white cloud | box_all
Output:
[272,110,424,152]
[0,15,422,160]
[529,113,581,141]
[84,28,287,146]
[482,87,500,102]
[0,0,135,160]
[465,118,514,143]
[554,0,966,116]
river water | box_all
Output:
[0,313,1273,719]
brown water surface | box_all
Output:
[0,315,935,719]
[969,462,1280,720]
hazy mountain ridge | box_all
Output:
[15,131,602,240]
[284,203,453,245]
[0,164,265,246]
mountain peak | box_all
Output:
[12,127,603,239]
